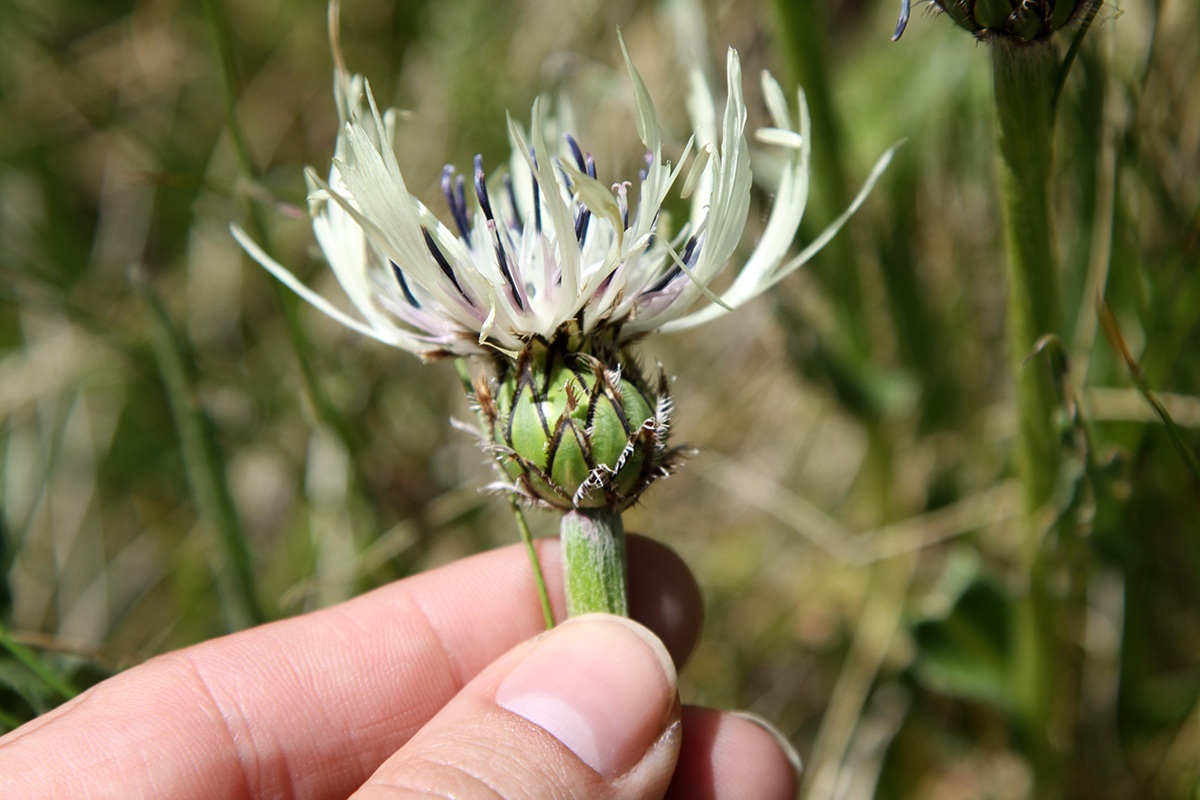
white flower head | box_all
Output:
[233,26,895,361]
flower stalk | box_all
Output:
[992,38,1066,793]
[560,510,628,617]
[895,5,1092,789]
[993,41,1062,523]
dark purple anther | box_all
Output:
[564,134,587,173]
[644,233,701,294]
[529,147,542,232]
[561,136,592,243]
[422,227,472,303]
[390,260,421,307]
[488,219,524,311]
[575,207,591,244]
[442,165,471,239]
[474,154,495,223]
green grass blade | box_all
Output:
[135,267,264,629]
[1099,299,1200,484]
[0,623,77,702]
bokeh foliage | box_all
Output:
[1,0,1198,796]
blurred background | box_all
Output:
[1,0,1198,796]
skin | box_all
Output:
[0,536,799,800]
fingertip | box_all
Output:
[729,710,803,778]
[495,614,678,777]
[669,707,801,800]
[626,535,704,669]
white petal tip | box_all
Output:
[755,128,805,149]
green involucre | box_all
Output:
[935,0,1096,43]
[481,329,679,511]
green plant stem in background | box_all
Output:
[991,40,1065,790]
[993,41,1063,519]
[768,0,902,518]
[200,0,325,421]
[560,510,628,617]
[136,268,265,630]
[203,0,388,543]
[802,552,918,799]
[768,0,864,352]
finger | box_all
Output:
[627,535,703,669]
[666,707,802,800]
[0,535,702,800]
[352,615,682,800]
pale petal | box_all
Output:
[230,223,422,350]
[661,143,900,334]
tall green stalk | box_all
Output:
[991,40,1065,790]
[993,42,1063,523]
[896,3,1092,788]
[768,0,900,515]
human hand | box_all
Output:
[0,535,799,799]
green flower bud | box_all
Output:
[477,329,682,511]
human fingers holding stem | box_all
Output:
[0,536,798,799]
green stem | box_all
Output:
[993,41,1063,519]
[560,510,628,617]
[991,40,1065,790]
[510,498,556,630]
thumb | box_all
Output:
[352,614,681,800]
